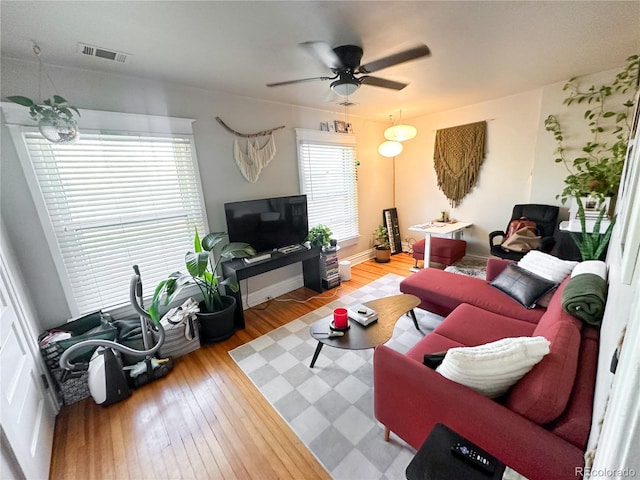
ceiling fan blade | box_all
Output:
[300,41,344,70]
[360,76,408,90]
[323,89,339,103]
[357,44,431,74]
[266,76,334,87]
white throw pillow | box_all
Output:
[436,336,550,398]
[518,250,578,283]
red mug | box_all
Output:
[333,308,349,329]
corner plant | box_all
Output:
[307,224,332,249]
[374,224,390,249]
[544,54,639,204]
[7,94,80,123]
[149,228,255,322]
[569,197,616,261]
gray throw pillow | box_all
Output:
[490,263,557,309]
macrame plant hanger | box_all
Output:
[216,117,285,183]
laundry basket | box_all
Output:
[39,311,117,404]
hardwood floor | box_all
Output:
[49,253,416,479]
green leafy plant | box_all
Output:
[7,94,80,122]
[569,196,616,261]
[307,224,333,249]
[545,54,639,204]
[373,225,390,250]
[149,228,255,322]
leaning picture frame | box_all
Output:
[335,120,347,133]
[320,122,329,131]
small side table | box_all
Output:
[406,424,506,480]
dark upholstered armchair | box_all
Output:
[489,204,560,261]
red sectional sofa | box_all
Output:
[374,258,598,480]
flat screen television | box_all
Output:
[224,195,308,253]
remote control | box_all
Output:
[451,442,495,474]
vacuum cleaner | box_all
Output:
[59,266,173,406]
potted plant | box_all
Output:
[570,197,616,261]
[307,224,333,250]
[544,54,639,207]
[150,228,255,343]
[6,94,80,144]
[545,55,637,259]
[373,224,391,263]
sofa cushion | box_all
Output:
[429,303,536,347]
[436,336,550,398]
[400,268,545,324]
[490,263,558,309]
[547,327,599,449]
[406,332,465,364]
[506,279,583,424]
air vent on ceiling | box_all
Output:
[77,43,130,63]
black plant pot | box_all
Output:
[197,295,237,344]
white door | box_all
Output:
[0,234,57,480]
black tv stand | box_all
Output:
[221,247,323,328]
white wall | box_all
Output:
[1,57,389,330]
[395,89,544,256]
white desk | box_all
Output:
[409,221,473,269]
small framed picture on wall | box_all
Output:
[328,122,336,132]
[335,120,347,133]
[320,122,329,131]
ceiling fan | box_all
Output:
[266,41,431,97]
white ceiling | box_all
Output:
[1,1,639,121]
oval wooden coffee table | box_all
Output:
[308,293,421,368]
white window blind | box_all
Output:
[18,131,207,316]
[296,129,359,242]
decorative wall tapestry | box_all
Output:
[433,120,487,207]
[216,117,285,183]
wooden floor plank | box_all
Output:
[48,254,415,479]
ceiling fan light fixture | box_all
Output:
[378,140,403,157]
[330,79,360,97]
[384,124,417,142]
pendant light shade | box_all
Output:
[384,124,417,142]
[378,140,403,157]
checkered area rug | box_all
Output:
[229,274,445,479]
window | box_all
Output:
[296,128,359,243]
[5,107,207,316]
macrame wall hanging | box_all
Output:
[216,117,285,183]
[433,120,487,207]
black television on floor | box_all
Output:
[224,195,309,253]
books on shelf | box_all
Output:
[347,304,378,326]
[321,249,340,289]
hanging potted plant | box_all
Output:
[6,94,80,144]
[150,229,256,343]
[545,54,639,209]
[373,224,392,263]
[545,55,638,259]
